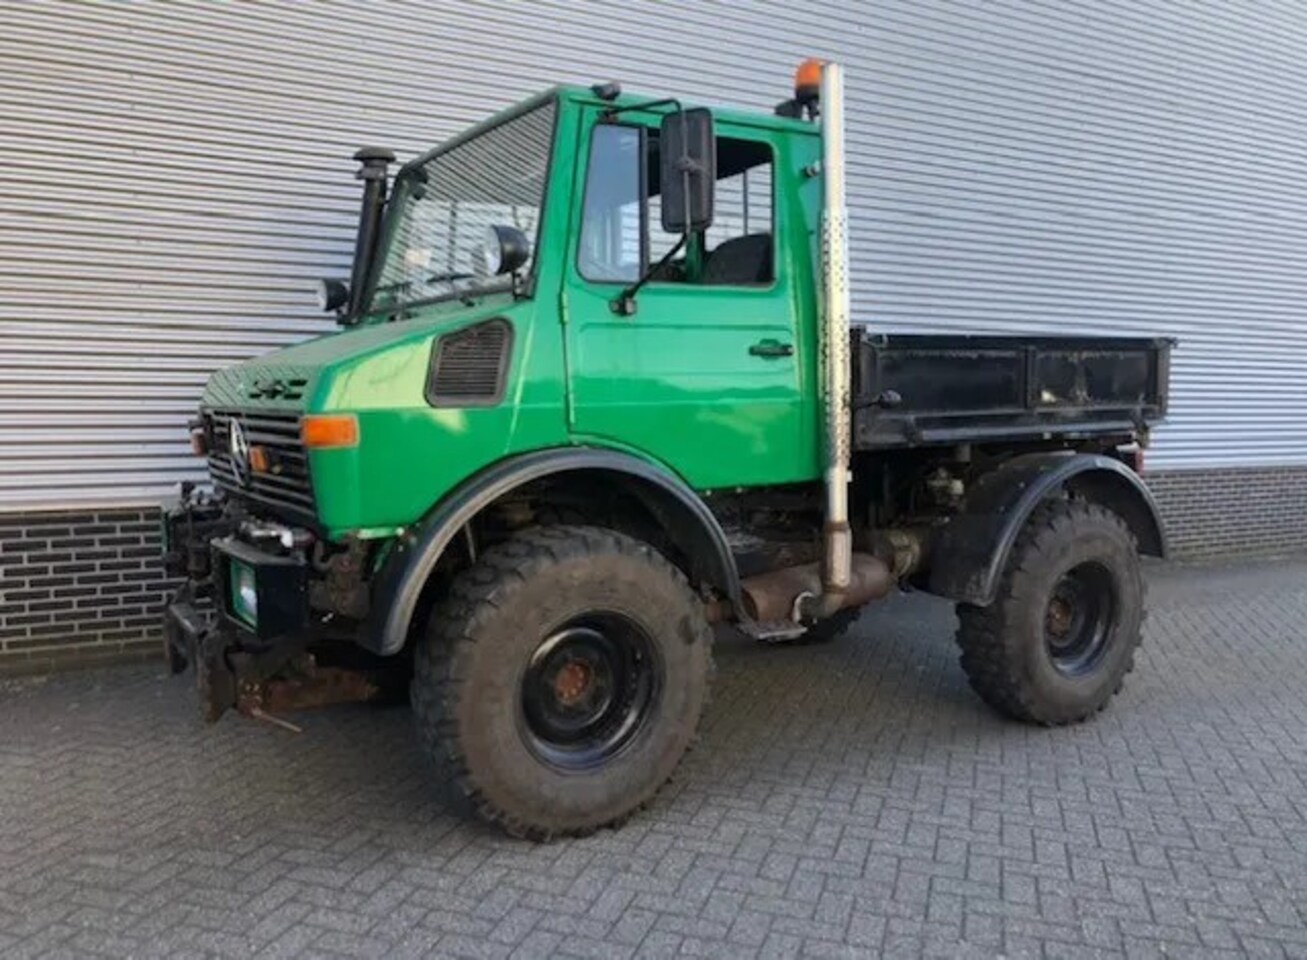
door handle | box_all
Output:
[749,339,794,358]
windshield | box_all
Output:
[367,100,556,313]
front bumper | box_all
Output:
[161,484,396,725]
[162,487,315,721]
[163,538,313,724]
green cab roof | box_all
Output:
[555,83,820,135]
[400,82,817,175]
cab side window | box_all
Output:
[577,124,643,283]
[578,123,774,286]
[702,139,774,285]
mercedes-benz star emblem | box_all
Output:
[228,419,251,487]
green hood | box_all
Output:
[201,295,519,414]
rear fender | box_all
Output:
[928,453,1166,607]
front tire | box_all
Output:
[954,500,1143,725]
[411,525,712,839]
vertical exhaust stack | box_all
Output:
[815,61,854,617]
[346,147,396,320]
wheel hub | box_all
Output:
[1045,597,1074,640]
[520,614,660,771]
[552,659,594,707]
[1043,561,1116,677]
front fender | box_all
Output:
[360,447,744,656]
[928,453,1166,607]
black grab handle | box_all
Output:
[749,340,794,358]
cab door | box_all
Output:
[561,108,815,490]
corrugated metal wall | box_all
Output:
[4,0,1307,510]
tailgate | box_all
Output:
[851,331,1173,449]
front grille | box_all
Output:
[206,410,316,524]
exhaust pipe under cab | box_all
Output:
[739,553,891,623]
[731,526,932,627]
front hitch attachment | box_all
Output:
[163,584,237,723]
[195,627,239,724]
[166,581,387,727]
[232,652,385,733]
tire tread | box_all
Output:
[954,500,1144,726]
[411,525,712,840]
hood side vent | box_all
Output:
[426,319,513,406]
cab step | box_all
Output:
[739,619,809,643]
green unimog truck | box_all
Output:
[164,61,1171,838]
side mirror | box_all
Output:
[659,108,715,233]
[483,224,531,276]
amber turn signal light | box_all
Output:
[794,57,825,101]
[248,445,270,473]
[301,414,360,449]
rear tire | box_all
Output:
[954,500,1143,725]
[411,525,712,839]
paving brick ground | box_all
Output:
[3,556,1307,959]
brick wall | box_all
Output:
[0,464,1304,675]
[1147,466,1307,559]
[0,508,171,676]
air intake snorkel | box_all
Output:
[344,146,396,322]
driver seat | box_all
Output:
[702,233,772,285]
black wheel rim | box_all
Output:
[1043,561,1117,678]
[520,613,660,770]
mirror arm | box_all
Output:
[601,97,682,121]
[610,234,687,317]
[511,269,535,300]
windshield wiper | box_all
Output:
[376,272,471,297]
[427,272,480,307]
[372,273,472,310]
[389,279,516,319]
[371,272,496,319]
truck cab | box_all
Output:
[166,63,1169,839]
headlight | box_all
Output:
[482,224,531,276]
[481,228,502,276]
[315,278,350,312]
[231,561,258,626]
